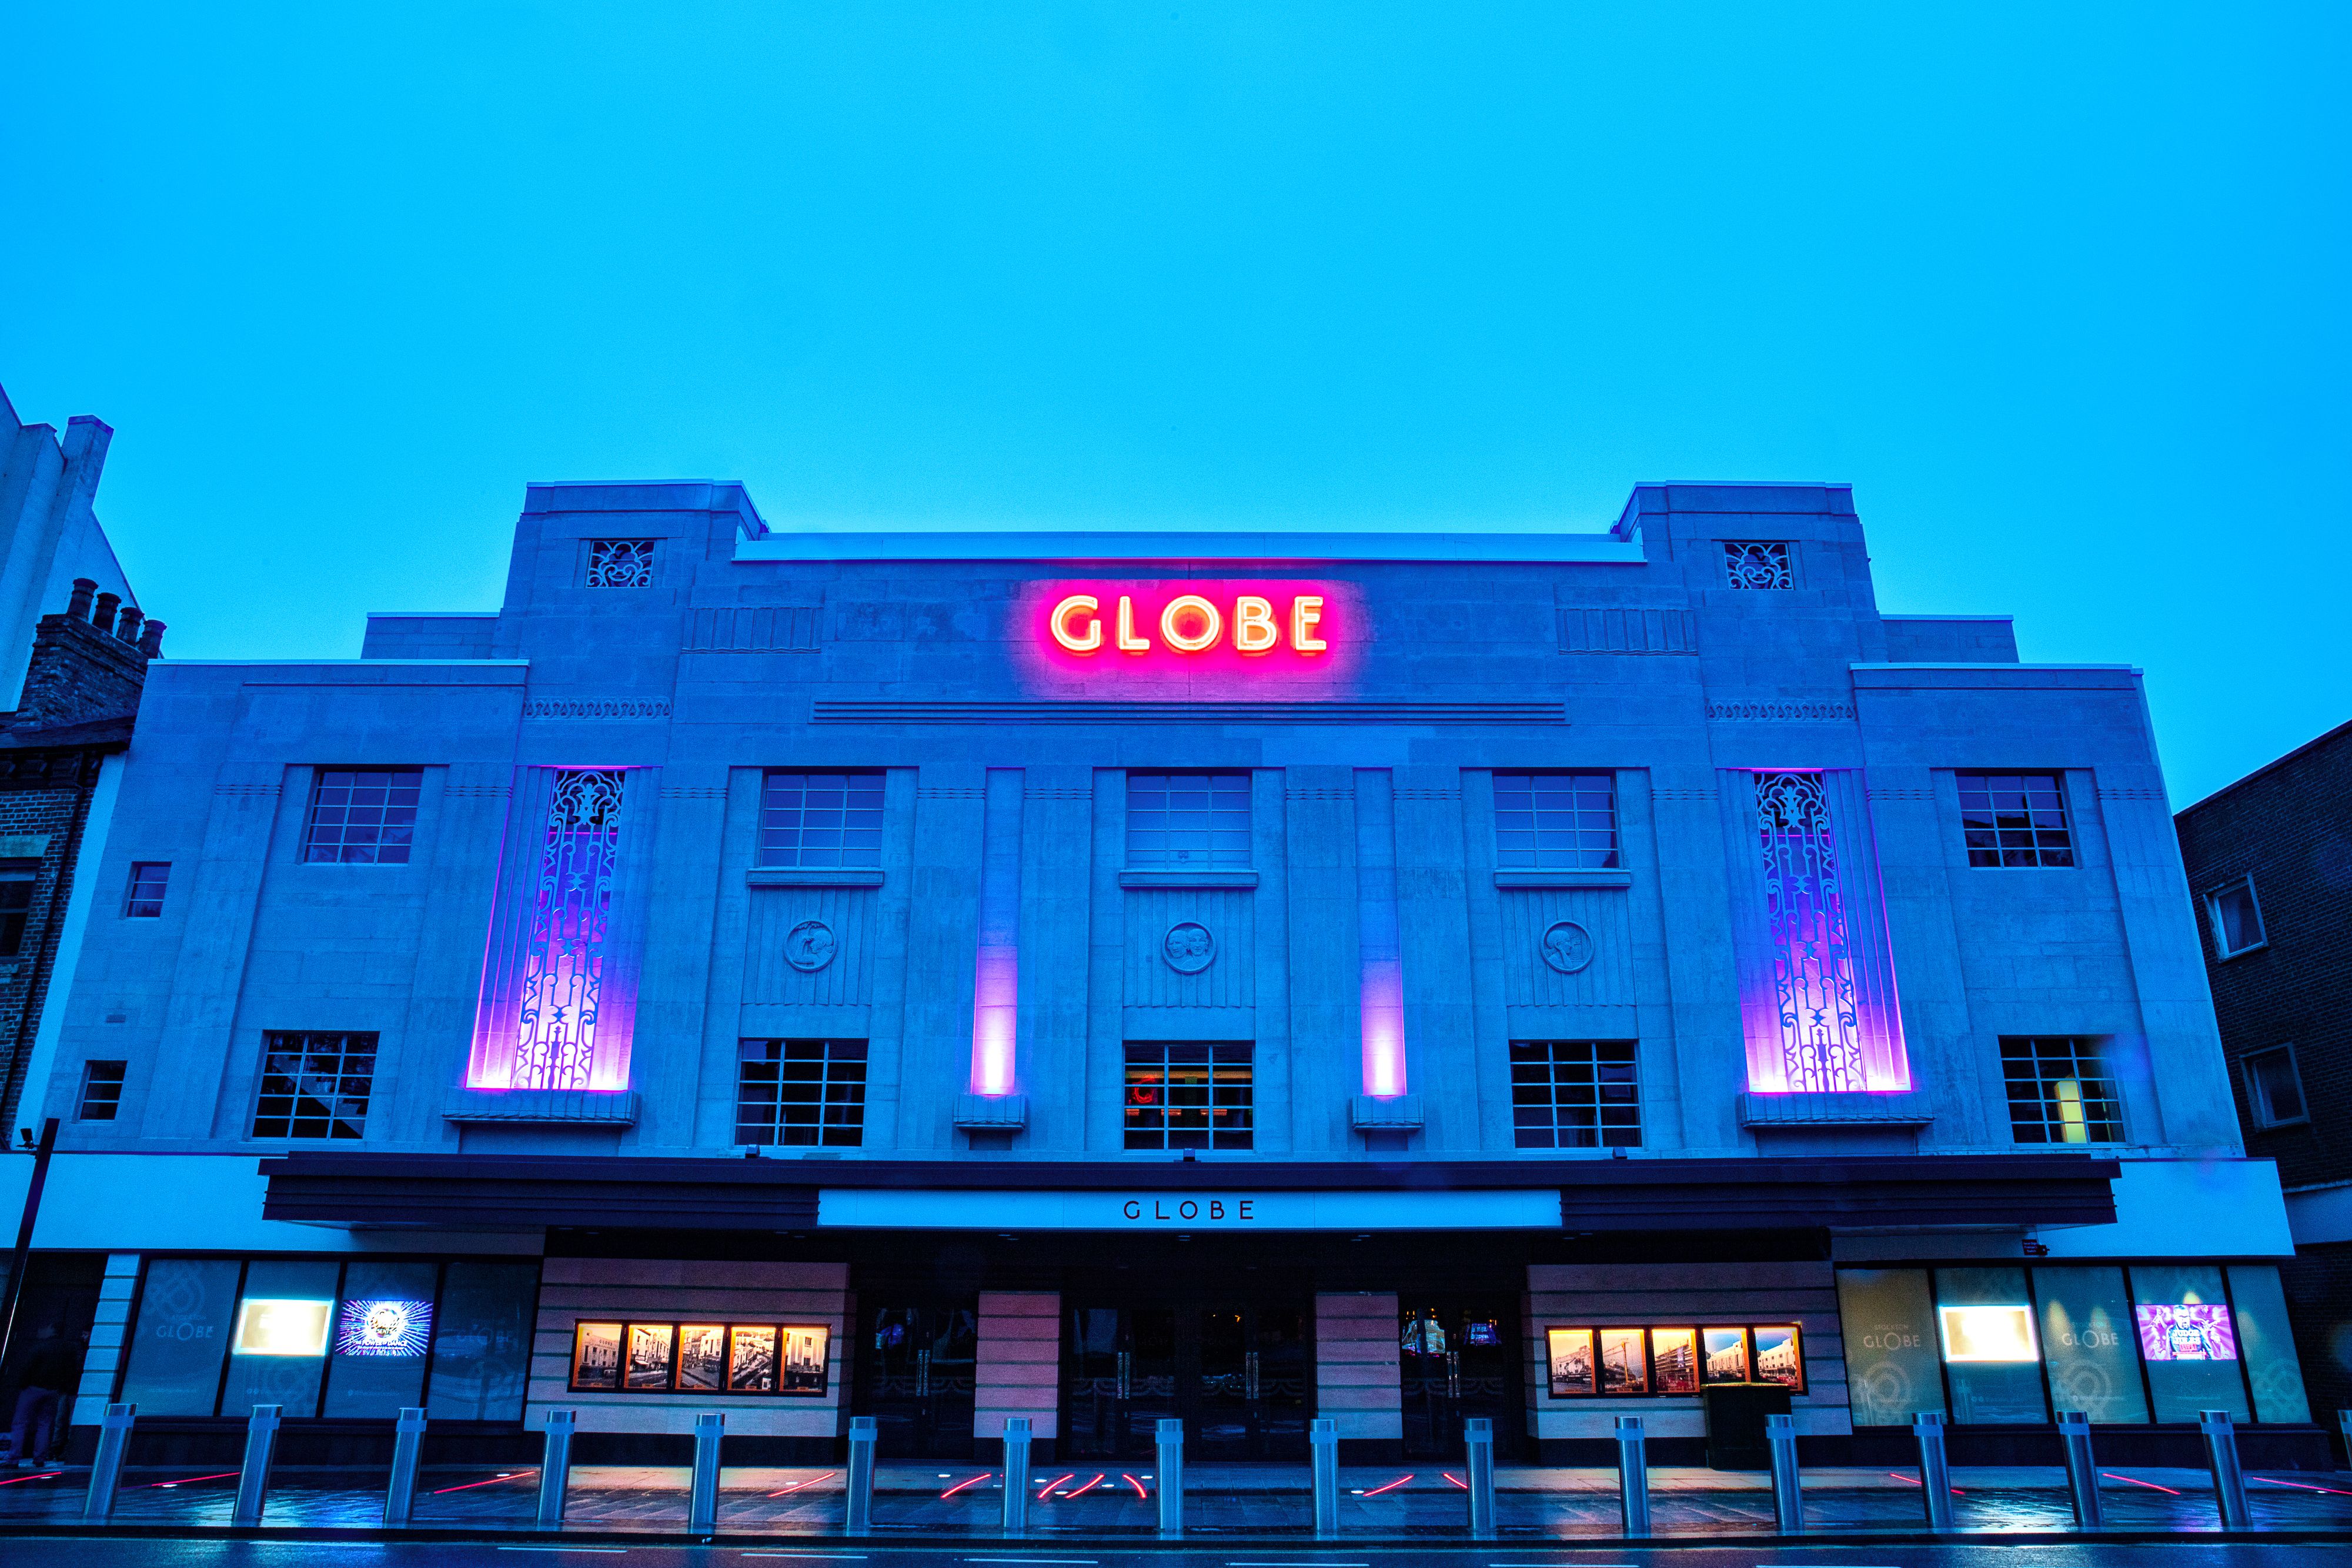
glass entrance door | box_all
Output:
[1399,1298,1524,1460]
[1064,1299,1309,1460]
[858,1302,978,1459]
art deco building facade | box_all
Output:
[5,480,2316,1466]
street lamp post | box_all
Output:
[0,1118,62,1376]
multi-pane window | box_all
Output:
[124,861,170,918]
[1957,773,2074,868]
[2000,1037,2124,1145]
[735,1038,868,1147]
[1493,773,1619,870]
[1509,1040,1642,1149]
[251,1031,377,1140]
[1126,773,1252,869]
[77,1060,126,1121]
[0,862,35,957]
[757,773,885,868]
[1723,541,1793,589]
[587,539,657,587]
[2243,1047,2307,1128]
[1123,1043,1253,1151]
[302,769,423,864]
[2206,877,2266,958]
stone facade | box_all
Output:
[5,480,2317,1467]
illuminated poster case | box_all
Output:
[570,1320,830,1396]
[1545,1324,1803,1398]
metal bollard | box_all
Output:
[1766,1412,1803,1534]
[1310,1416,1340,1537]
[2200,1409,2251,1530]
[536,1408,577,1529]
[844,1416,878,1535]
[1613,1415,1650,1538]
[1912,1411,1955,1533]
[689,1411,726,1537]
[999,1416,1032,1536]
[384,1407,427,1527]
[1156,1417,1185,1537]
[230,1404,283,1527]
[2057,1410,2102,1530]
[1464,1416,1496,1539]
[83,1403,136,1521]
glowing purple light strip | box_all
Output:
[969,768,1024,1097]
[1356,768,1408,1099]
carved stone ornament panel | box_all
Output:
[784,919,838,972]
[1539,919,1595,975]
[1162,921,1217,974]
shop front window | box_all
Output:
[2036,1266,2149,1424]
[2133,1263,2248,1423]
[1935,1267,2047,1424]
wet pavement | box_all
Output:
[2,1462,2350,1539]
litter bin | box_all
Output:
[1700,1383,1793,1470]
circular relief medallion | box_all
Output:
[1539,919,1595,975]
[1162,921,1217,974]
[784,920,838,972]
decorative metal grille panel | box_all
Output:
[509,768,628,1091]
[1723,540,1793,589]
[1755,771,1866,1093]
[586,539,656,587]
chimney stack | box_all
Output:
[113,607,143,645]
[138,619,166,657]
[66,578,95,621]
[90,592,121,636]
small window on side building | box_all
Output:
[1492,772,1619,869]
[0,860,36,957]
[1126,773,1252,870]
[757,773,885,868]
[251,1031,377,1139]
[2243,1046,2306,1128]
[125,861,170,917]
[78,1060,127,1121]
[2206,877,2266,958]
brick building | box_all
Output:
[2176,717,2352,1435]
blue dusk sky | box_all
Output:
[1,4,2344,804]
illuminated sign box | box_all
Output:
[1020,580,1361,697]
[1939,1304,2038,1363]
[233,1298,333,1358]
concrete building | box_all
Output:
[2176,718,2352,1441]
[0,387,138,711]
[2,480,2317,1469]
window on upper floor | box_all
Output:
[124,861,170,918]
[2206,876,2266,958]
[251,1030,377,1140]
[2000,1036,2124,1145]
[1723,540,1793,589]
[734,1038,867,1147]
[757,771,885,868]
[302,768,423,864]
[1510,1039,1641,1149]
[2243,1045,2307,1128]
[0,860,35,957]
[1126,772,1251,869]
[77,1059,126,1121]
[1957,771,2074,868]
[1124,1042,1252,1151]
[586,538,657,587]
[1493,772,1619,870]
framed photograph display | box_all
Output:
[572,1322,623,1390]
[1546,1328,1596,1396]
[1598,1328,1648,1395]
[625,1323,676,1390]
[1700,1327,1749,1383]
[1650,1328,1698,1395]
[677,1325,727,1392]
[1753,1325,1804,1389]
[567,1320,829,1396]
[729,1326,779,1392]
